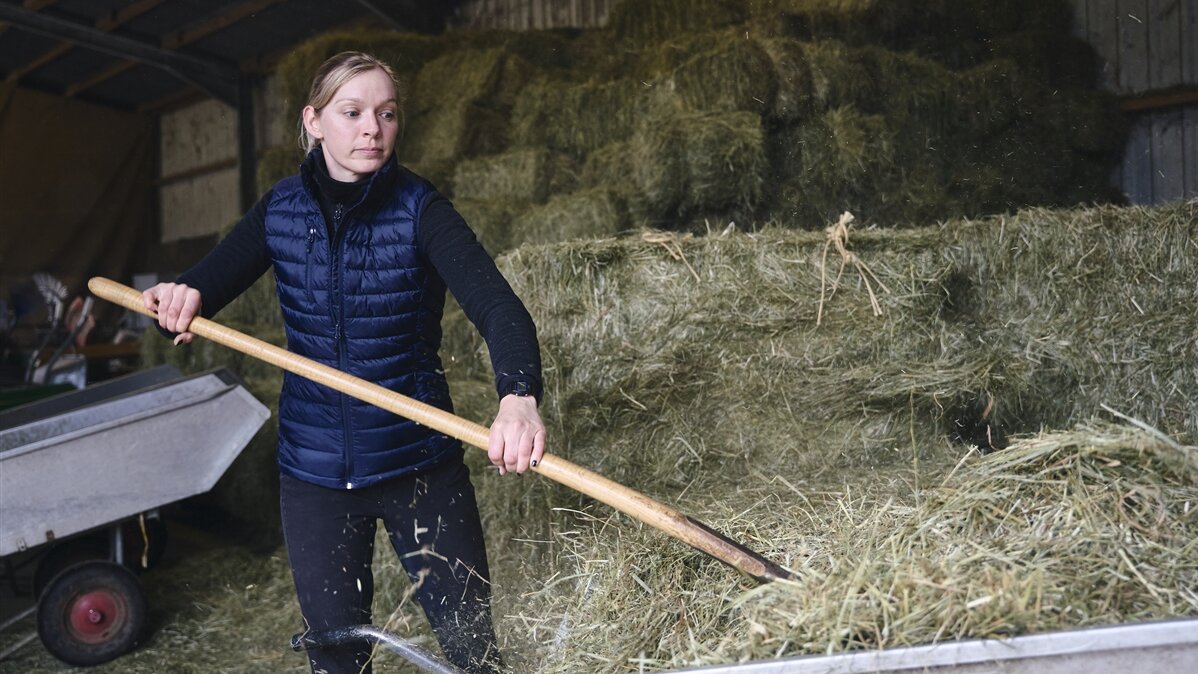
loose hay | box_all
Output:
[512,421,1198,673]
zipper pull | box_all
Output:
[306,226,316,252]
[334,203,344,228]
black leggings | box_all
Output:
[280,458,503,674]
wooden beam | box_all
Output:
[155,157,239,187]
[1121,88,1198,112]
[69,0,282,97]
[65,61,135,97]
[7,0,164,83]
[0,3,238,104]
[138,85,207,114]
[5,42,70,83]
[161,0,288,50]
[97,0,165,32]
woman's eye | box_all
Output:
[344,110,359,118]
[380,111,396,121]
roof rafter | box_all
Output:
[0,2,239,106]
[63,0,287,97]
[5,0,164,84]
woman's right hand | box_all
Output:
[142,282,202,345]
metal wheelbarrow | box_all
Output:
[0,364,269,666]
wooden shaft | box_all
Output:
[90,277,792,582]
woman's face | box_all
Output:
[303,68,399,182]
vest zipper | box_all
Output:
[304,225,316,302]
[330,202,354,489]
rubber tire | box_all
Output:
[37,561,147,666]
[33,519,169,597]
[33,538,107,599]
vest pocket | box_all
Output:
[305,224,317,303]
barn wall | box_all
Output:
[158,99,239,243]
[1073,0,1198,203]
[157,75,290,245]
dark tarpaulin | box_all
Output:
[0,81,155,323]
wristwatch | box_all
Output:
[502,380,533,398]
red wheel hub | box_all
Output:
[67,590,126,643]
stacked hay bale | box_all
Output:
[257,0,1122,241]
[941,201,1198,444]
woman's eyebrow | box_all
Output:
[333,96,397,105]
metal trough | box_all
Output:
[0,365,270,557]
[663,618,1198,674]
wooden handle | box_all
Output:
[91,277,792,582]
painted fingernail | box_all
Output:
[530,459,538,468]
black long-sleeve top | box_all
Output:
[173,155,542,402]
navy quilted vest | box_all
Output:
[265,152,460,489]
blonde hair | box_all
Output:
[297,51,403,153]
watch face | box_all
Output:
[509,381,531,396]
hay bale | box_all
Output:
[453,197,530,254]
[579,141,635,193]
[402,102,509,167]
[484,226,967,493]
[760,37,813,121]
[454,27,579,72]
[667,32,777,114]
[629,110,767,225]
[256,145,303,196]
[608,0,749,47]
[401,48,518,166]
[510,77,663,156]
[451,148,577,203]
[942,201,1198,443]
[509,188,628,248]
[407,47,508,118]
[773,0,1075,68]
[800,39,876,110]
[769,106,899,225]
[275,29,448,124]
[986,31,1100,88]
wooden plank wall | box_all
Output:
[1073,0,1198,203]
[456,0,615,30]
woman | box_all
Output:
[144,52,545,674]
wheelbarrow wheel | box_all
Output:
[37,560,147,666]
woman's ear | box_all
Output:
[302,106,322,141]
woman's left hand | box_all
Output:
[487,395,546,476]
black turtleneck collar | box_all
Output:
[312,147,372,204]
[301,146,400,237]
